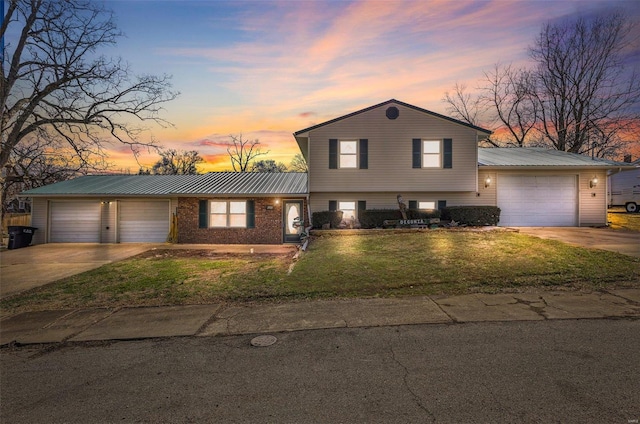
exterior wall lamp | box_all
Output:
[590,177,598,188]
[484,176,491,188]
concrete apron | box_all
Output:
[515,227,640,258]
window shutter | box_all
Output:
[443,138,452,169]
[359,139,368,169]
[412,139,421,168]
[246,200,255,228]
[198,200,208,228]
[438,200,447,210]
[329,200,337,211]
[357,201,366,219]
[408,200,417,209]
[329,139,338,169]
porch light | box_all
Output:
[590,177,598,188]
[275,199,280,205]
[484,176,491,188]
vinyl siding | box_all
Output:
[31,198,48,245]
[579,171,607,226]
[310,192,487,214]
[308,103,478,193]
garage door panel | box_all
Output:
[50,202,101,242]
[498,175,577,226]
[119,201,170,243]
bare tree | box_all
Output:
[289,153,308,172]
[150,149,203,175]
[2,137,94,216]
[530,11,640,154]
[482,64,539,147]
[1,0,178,171]
[443,82,484,127]
[227,134,268,172]
[250,159,287,173]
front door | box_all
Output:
[283,200,303,243]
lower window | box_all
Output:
[210,200,247,228]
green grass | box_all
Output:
[2,231,638,315]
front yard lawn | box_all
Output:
[2,230,638,315]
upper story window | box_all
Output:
[329,139,368,169]
[422,140,441,168]
[413,138,453,169]
[339,141,357,168]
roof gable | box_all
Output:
[293,99,492,136]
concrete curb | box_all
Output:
[1,289,639,347]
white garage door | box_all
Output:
[119,201,170,243]
[50,201,101,242]
[498,175,577,226]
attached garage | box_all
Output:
[119,200,171,243]
[50,201,101,242]
[497,175,578,226]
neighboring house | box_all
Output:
[294,99,631,227]
[21,172,308,245]
[608,158,640,212]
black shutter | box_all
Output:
[198,200,208,228]
[329,200,337,211]
[246,200,255,228]
[359,139,368,169]
[443,138,452,169]
[412,138,421,168]
[409,200,417,209]
[329,139,338,169]
[438,200,447,210]
[357,201,366,219]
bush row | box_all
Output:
[311,206,501,229]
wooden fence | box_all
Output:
[2,213,32,234]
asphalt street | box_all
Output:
[1,319,639,423]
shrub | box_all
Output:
[359,209,441,229]
[312,211,344,229]
[441,206,501,226]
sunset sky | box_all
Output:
[101,0,640,172]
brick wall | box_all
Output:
[177,197,307,244]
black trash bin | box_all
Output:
[7,226,38,250]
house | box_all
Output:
[294,99,631,227]
[21,172,308,244]
[608,158,640,212]
[21,99,633,245]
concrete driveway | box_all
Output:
[0,244,159,299]
[516,227,640,257]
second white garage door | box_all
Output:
[497,175,577,226]
[119,201,170,243]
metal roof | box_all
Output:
[22,172,308,197]
[293,99,493,136]
[478,148,631,168]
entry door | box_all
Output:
[283,200,303,243]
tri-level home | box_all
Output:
[19,99,632,246]
[294,99,630,227]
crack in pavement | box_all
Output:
[388,343,436,423]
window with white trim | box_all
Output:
[418,201,436,210]
[422,140,441,168]
[338,201,356,222]
[339,141,357,168]
[210,200,247,228]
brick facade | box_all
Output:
[177,197,307,244]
